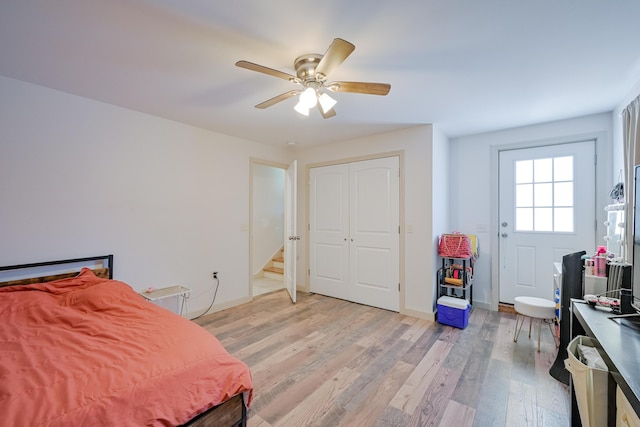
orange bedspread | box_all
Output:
[0,269,253,427]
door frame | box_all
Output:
[249,157,289,299]
[305,150,406,313]
[285,160,297,303]
[489,132,610,311]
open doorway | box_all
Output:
[250,160,286,297]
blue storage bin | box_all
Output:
[437,296,470,329]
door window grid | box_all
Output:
[515,156,574,233]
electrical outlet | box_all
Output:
[212,271,218,279]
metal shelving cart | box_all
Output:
[438,256,473,305]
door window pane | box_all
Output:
[534,207,553,231]
[554,182,573,207]
[515,160,533,184]
[516,184,533,207]
[514,155,574,233]
[554,156,573,181]
[554,207,574,232]
[534,158,552,182]
[516,208,533,231]
[534,183,552,206]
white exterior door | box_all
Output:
[285,160,297,303]
[498,141,596,303]
[310,157,399,311]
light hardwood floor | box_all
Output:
[194,290,570,427]
[253,277,285,297]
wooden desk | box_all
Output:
[570,300,640,426]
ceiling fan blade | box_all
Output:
[255,90,300,109]
[314,38,355,81]
[327,81,391,96]
[236,60,297,82]
[317,104,336,119]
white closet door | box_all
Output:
[310,157,399,312]
[350,157,399,311]
[310,163,350,301]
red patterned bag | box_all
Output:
[438,233,472,258]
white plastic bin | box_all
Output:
[564,336,609,427]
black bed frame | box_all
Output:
[0,254,114,279]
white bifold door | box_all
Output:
[310,156,400,312]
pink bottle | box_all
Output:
[594,246,607,277]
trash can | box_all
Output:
[564,336,609,427]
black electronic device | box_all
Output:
[621,288,635,314]
[549,250,586,385]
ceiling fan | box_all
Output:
[235,38,391,119]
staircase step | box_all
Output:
[273,261,284,269]
[264,270,283,280]
[263,266,284,274]
[273,256,284,262]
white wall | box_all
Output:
[450,113,613,309]
[252,164,284,275]
[0,75,291,315]
[296,125,438,319]
[431,125,450,310]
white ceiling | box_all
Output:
[1,1,640,149]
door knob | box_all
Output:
[501,233,508,238]
[501,222,508,227]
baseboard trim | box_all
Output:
[401,307,436,322]
[472,301,492,311]
[189,296,252,319]
[297,283,310,293]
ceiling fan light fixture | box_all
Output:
[294,99,310,116]
[236,38,390,119]
[299,87,318,109]
[318,92,337,114]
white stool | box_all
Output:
[513,296,558,352]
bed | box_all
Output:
[0,255,252,427]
